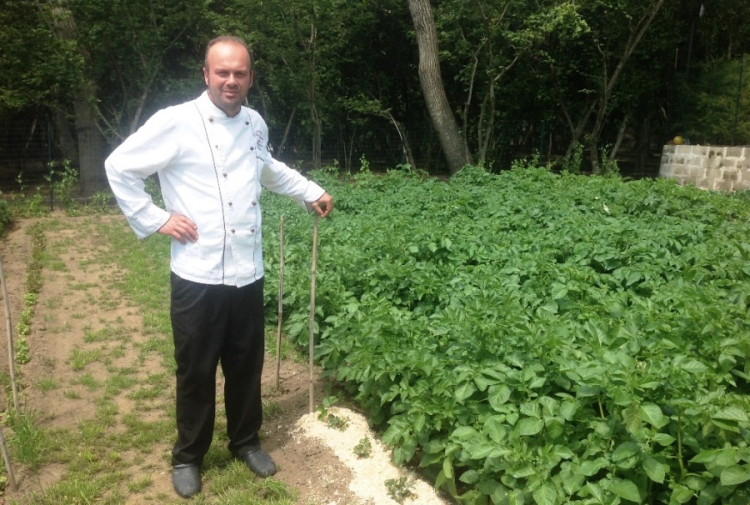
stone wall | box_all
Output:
[659,145,749,191]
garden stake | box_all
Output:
[308,214,319,413]
[0,425,16,491]
[275,215,285,390]
[0,254,20,411]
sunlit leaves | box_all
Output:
[263,166,750,505]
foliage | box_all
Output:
[263,166,750,504]
[0,194,11,235]
[683,55,750,145]
[354,437,372,459]
[385,476,415,504]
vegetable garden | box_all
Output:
[262,166,750,505]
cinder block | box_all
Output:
[674,157,685,164]
[726,147,743,158]
[697,178,711,189]
[714,180,734,191]
[691,146,708,156]
[724,170,738,181]
[662,145,675,154]
[707,167,721,180]
[659,165,673,177]
[688,166,706,178]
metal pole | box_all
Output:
[274,216,285,390]
[308,214,319,413]
[0,255,20,412]
[0,426,16,492]
[731,57,745,146]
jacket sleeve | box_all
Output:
[259,156,325,211]
[104,110,176,238]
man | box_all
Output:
[105,35,333,498]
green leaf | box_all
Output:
[720,464,750,486]
[712,406,749,422]
[612,441,639,461]
[690,449,720,464]
[669,484,694,504]
[681,359,708,374]
[642,457,666,484]
[579,458,606,477]
[652,433,676,446]
[474,373,499,391]
[451,426,478,441]
[489,385,512,410]
[610,478,642,503]
[518,418,544,436]
[585,481,604,502]
[559,400,578,421]
[532,482,558,505]
[551,282,568,300]
[459,469,480,484]
[552,445,575,460]
[455,381,477,402]
[640,403,669,429]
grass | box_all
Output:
[3,210,307,504]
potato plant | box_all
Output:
[262,166,750,505]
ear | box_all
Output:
[249,70,255,89]
[202,66,209,87]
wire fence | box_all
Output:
[0,115,665,195]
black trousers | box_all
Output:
[170,273,265,466]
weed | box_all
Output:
[353,437,372,458]
[6,409,48,470]
[385,476,415,504]
[36,377,60,393]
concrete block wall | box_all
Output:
[659,145,749,191]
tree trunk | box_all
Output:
[407,0,472,175]
[38,0,108,196]
[75,92,108,196]
[54,109,78,166]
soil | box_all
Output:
[0,213,449,505]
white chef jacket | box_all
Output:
[105,91,325,287]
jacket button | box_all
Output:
[231,229,235,233]
[252,201,257,206]
[250,229,255,233]
[228,201,233,206]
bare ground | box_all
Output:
[0,213,367,504]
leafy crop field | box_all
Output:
[261,166,750,505]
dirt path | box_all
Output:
[0,214,359,504]
[0,213,448,505]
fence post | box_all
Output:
[731,57,745,146]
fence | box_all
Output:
[0,114,666,195]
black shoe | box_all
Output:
[172,463,201,498]
[240,448,277,477]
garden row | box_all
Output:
[261,166,750,505]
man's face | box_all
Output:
[203,42,254,117]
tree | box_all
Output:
[408,0,473,175]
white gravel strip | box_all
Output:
[296,407,449,505]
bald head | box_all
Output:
[202,37,254,117]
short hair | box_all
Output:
[204,36,251,69]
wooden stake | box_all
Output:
[0,255,19,412]
[274,215,285,390]
[308,214,319,413]
[0,426,16,492]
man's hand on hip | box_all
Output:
[311,192,333,218]
[159,214,198,244]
